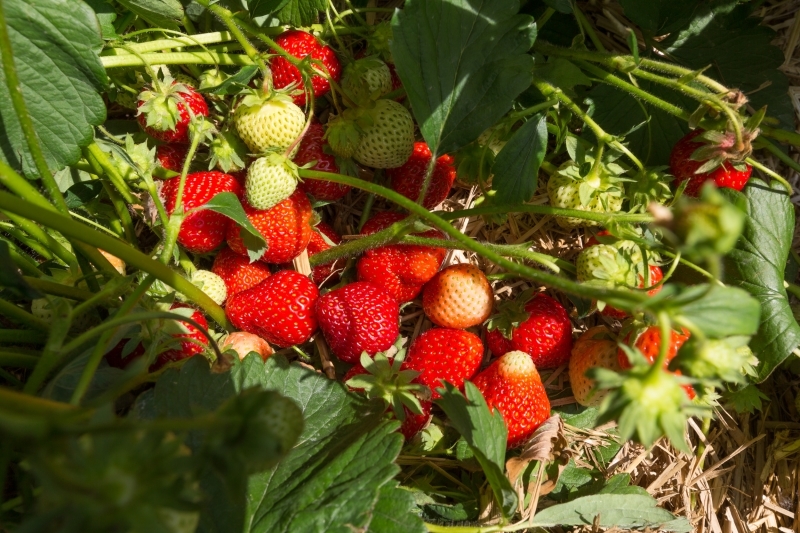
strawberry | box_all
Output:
[315,281,399,363]
[568,327,621,407]
[294,122,351,201]
[669,129,753,197]
[233,91,306,154]
[353,99,415,168]
[422,263,493,329]
[617,325,695,400]
[472,350,550,448]
[387,142,456,208]
[226,270,318,348]
[306,221,342,285]
[398,400,432,440]
[184,269,227,305]
[356,212,446,303]
[161,171,242,254]
[342,57,393,100]
[601,264,663,319]
[226,191,313,264]
[269,30,341,106]
[576,243,640,287]
[105,339,146,369]
[485,292,573,369]
[156,144,187,173]
[212,246,272,297]
[401,328,484,400]
[245,153,300,210]
[219,331,274,361]
[137,78,208,144]
[152,304,209,370]
[547,159,625,229]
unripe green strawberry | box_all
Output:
[245,153,300,210]
[342,57,393,100]
[354,99,414,169]
[325,112,361,158]
[547,160,625,229]
[183,269,227,305]
[576,244,638,287]
[234,91,305,154]
[172,72,197,88]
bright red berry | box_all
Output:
[401,328,484,400]
[315,281,399,363]
[485,293,573,369]
[161,171,241,254]
[617,325,695,399]
[211,246,272,297]
[422,263,493,329]
[472,350,550,448]
[156,144,187,172]
[226,270,319,348]
[270,30,341,106]
[295,122,350,201]
[152,304,209,370]
[226,190,313,264]
[386,142,456,209]
[137,81,208,144]
[357,212,446,303]
[669,130,752,197]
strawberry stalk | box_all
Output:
[0,298,49,331]
[200,0,269,74]
[100,31,237,55]
[101,51,254,70]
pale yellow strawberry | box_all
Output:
[245,153,299,210]
[354,99,414,168]
[234,92,305,154]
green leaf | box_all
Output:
[530,494,691,531]
[64,181,103,209]
[0,241,42,299]
[543,0,572,14]
[197,192,267,262]
[254,0,325,26]
[436,382,518,518]
[673,285,760,339]
[369,483,426,533]
[391,0,537,155]
[0,0,107,178]
[617,0,715,35]
[83,0,118,39]
[722,179,800,381]
[247,0,290,18]
[115,0,183,30]
[203,65,259,95]
[491,113,547,204]
[535,58,592,93]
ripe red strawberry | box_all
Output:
[270,30,341,106]
[226,190,313,264]
[295,122,351,201]
[617,325,695,399]
[401,328,484,399]
[161,171,241,254]
[307,221,342,285]
[472,350,550,448]
[387,142,456,208]
[669,129,752,197]
[226,270,318,348]
[211,246,272,297]
[568,327,621,407]
[485,293,573,369]
[137,79,209,144]
[152,304,209,370]
[601,264,664,319]
[422,263,493,329]
[156,144,187,173]
[357,212,446,303]
[315,281,399,363]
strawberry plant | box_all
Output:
[0,0,799,530]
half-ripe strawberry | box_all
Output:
[295,122,351,201]
[270,30,341,106]
[161,171,241,254]
[422,263,493,329]
[568,327,621,407]
[315,281,399,363]
[226,191,313,264]
[401,328,484,400]
[485,292,573,369]
[307,221,342,285]
[617,325,694,399]
[472,350,550,449]
[669,129,753,197]
[387,142,457,208]
[353,99,415,169]
[601,264,664,319]
[233,91,306,154]
[156,144,187,173]
[357,212,446,303]
[245,153,300,210]
[137,78,208,144]
[152,304,209,370]
[226,270,318,348]
[219,331,274,361]
[212,247,272,297]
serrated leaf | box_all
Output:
[436,382,518,518]
[618,0,715,35]
[674,284,760,339]
[83,0,118,39]
[196,192,267,262]
[0,241,42,299]
[247,0,290,18]
[530,494,691,531]
[0,0,107,178]
[392,0,537,155]
[262,0,325,26]
[115,0,183,30]
[203,65,259,95]
[369,483,426,533]
[491,113,547,204]
[721,179,800,381]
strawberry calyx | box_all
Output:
[345,338,429,421]
[484,287,536,340]
[554,158,626,208]
[137,76,196,133]
[325,108,370,158]
[209,130,248,173]
[111,135,158,181]
[689,126,759,174]
[673,335,756,384]
[366,22,393,63]
[626,166,673,212]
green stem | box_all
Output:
[0,191,231,329]
[101,181,137,245]
[761,125,800,148]
[84,143,136,205]
[535,8,555,30]
[4,241,41,276]
[310,217,419,266]
[786,281,800,299]
[102,31,234,55]
[0,298,48,331]
[0,0,68,213]
[201,2,268,72]
[23,277,96,301]
[509,99,559,121]
[573,3,606,52]
[1,224,55,260]
[0,352,38,368]
[114,11,136,34]
[1,214,78,270]
[755,137,800,176]
[746,157,793,192]
[160,132,203,264]
[439,204,653,224]
[101,51,254,69]
[299,169,648,308]
[0,329,44,344]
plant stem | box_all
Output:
[0,0,68,213]
[4,241,41,276]
[102,31,234,55]
[573,3,605,52]
[746,157,793,192]
[439,204,653,224]
[755,137,800,175]
[1,213,78,270]
[0,352,38,368]
[310,217,419,266]
[159,131,203,264]
[84,143,136,205]
[23,277,96,301]
[101,51,254,69]
[201,1,268,72]
[0,298,48,331]
[0,329,44,344]
[761,125,800,148]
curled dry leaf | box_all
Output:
[506,414,571,494]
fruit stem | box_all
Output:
[357,169,382,232]
[573,3,606,52]
[415,150,438,207]
[101,31,235,56]
[0,298,49,331]
[0,0,69,214]
[1,213,79,271]
[310,215,419,266]
[745,157,793,192]
[101,51,254,69]
[0,329,43,344]
[161,129,204,264]
[440,204,653,224]
[755,137,800,176]
[22,277,96,302]
[200,1,269,74]
[83,143,137,205]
